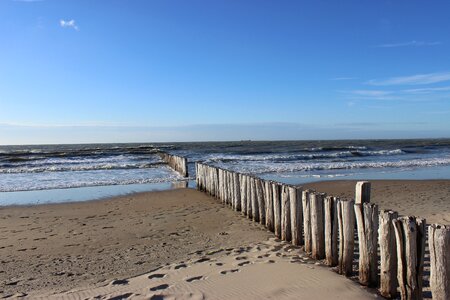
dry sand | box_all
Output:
[1,180,449,299]
[303,180,450,224]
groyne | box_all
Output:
[158,152,188,177]
[196,162,450,300]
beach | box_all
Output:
[1,180,448,298]
[304,180,450,224]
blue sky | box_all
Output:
[1,0,450,144]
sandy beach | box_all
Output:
[1,180,449,299]
[304,180,450,224]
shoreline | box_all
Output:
[0,180,193,207]
[1,180,448,298]
[1,177,450,207]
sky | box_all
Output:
[1,0,450,144]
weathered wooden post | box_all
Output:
[223,170,228,204]
[229,171,234,207]
[247,176,253,218]
[256,178,265,225]
[198,163,203,192]
[310,192,325,260]
[379,210,399,298]
[354,202,379,286]
[272,182,282,238]
[233,172,241,211]
[289,186,303,246]
[281,185,292,242]
[302,190,312,253]
[230,172,236,207]
[246,175,253,219]
[393,216,426,300]
[338,199,355,277]
[324,196,338,266]
[251,177,260,222]
[428,224,450,300]
[240,174,247,216]
[221,169,226,203]
[265,180,274,232]
[355,181,371,204]
[195,162,199,189]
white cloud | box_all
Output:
[375,40,442,48]
[60,19,79,31]
[366,72,450,86]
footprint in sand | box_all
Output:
[148,274,166,280]
[237,261,250,267]
[150,284,169,291]
[220,269,240,275]
[108,293,134,300]
[174,263,187,270]
[185,275,204,282]
[111,279,129,285]
[235,256,247,261]
[195,257,210,263]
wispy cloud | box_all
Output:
[342,90,400,101]
[331,77,356,81]
[375,40,442,48]
[403,86,450,94]
[60,19,79,31]
[366,72,450,86]
[351,90,393,97]
[341,86,450,102]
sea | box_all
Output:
[1,139,450,205]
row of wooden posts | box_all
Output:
[158,152,189,177]
[195,162,450,300]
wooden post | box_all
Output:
[251,177,260,222]
[281,185,292,242]
[256,178,265,225]
[324,196,338,266]
[302,190,312,253]
[379,210,399,298]
[233,172,241,211]
[195,163,199,189]
[221,169,226,202]
[221,169,226,203]
[338,199,355,277]
[310,192,325,260]
[230,172,235,208]
[265,180,274,232]
[354,203,379,286]
[230,172,235,207]
[246,175,252,219]
[240,174,247,216]
[272,182,282,238]
[224,170,229,204]
[393,216,426,300]
[429,224,450,300]
[355,181,371,204]
[289,186,303,246]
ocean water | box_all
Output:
[1,139,450,205]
